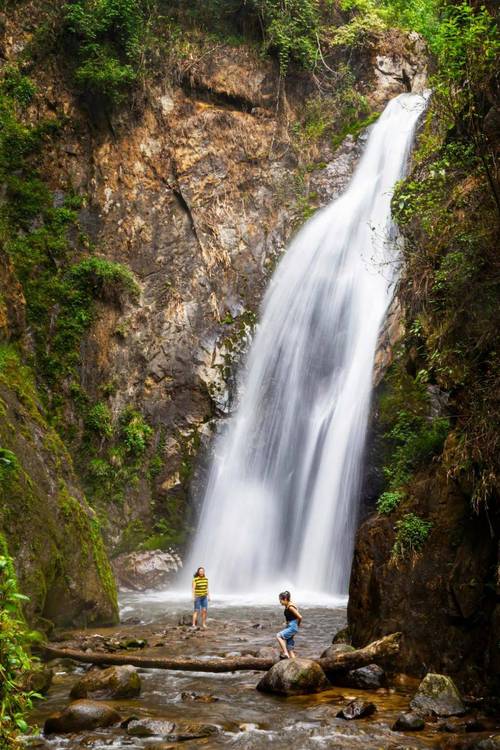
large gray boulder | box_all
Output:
[410,673,465,717]
[70,665,141,699]
[256,658,330,696]
[112,550,182,591]
[44,700,121,734]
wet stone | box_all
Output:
[392,713,425,731]
[127,718,218,740]
[70,665,141,699]
[44,700,121,734]
[337,699,377,720]
[256,658,330,696]
[181,691,219,703]
[474,738,500,750]
[410,673,465,717]
[344,664,386,689]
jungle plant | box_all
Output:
[392,513,433,559]
[0,539,37,747]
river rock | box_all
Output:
[127,718,218,740]
[337,699,376,720]
[24,666,53,694]
[473,738,500,750]
[70,665,141,699]
[112,550,182,591]
[410,673,465,717]
[392,713,425,731]
[344,664,386,689]
[181,691,219,703]
[332,626,351,644]
[44,700,121,734]
[320,643,356,658]
[256,658,330,696]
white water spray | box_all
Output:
[187,93,427,599]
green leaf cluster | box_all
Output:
[0,537,36,747]
[392,513,433,559]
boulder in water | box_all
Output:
[70,665,141,699]
[112,550,182,591]
[127,718,218,740]
[344,664,386,689]
[256,658,330,696]
[392,713,425,731]
[44,700,121,734]
[473,738,500,750]
[410,673,465,717]
[337,698,376,720]
[320,643,356,659]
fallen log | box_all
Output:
[42,633,400,674]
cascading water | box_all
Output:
[187,92,428,598]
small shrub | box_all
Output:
[120,408,153,455]
[1,66,36,107]
[377,490,404,515]
[68,257,139,303]
[392,513,433,559]
[86,402,113,439]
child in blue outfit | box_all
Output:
[276,590,302,659]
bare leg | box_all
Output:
[289,649,296,659]
[201,608,207,628]
[276,635,289,658]
[192,609,198,628]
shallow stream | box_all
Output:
[29,592,481,749]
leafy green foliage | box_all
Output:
[391,6,499,506]
[377,490,404,515]
[63,0,146,102]
[0,537,36,747]
[86,402,114,439]
[252,0,319,74]
[392,513,432,559]
[119,408,153,455]
[1,66,36,108]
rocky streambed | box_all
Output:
[27,593,500,750]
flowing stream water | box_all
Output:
[187,92,428,596]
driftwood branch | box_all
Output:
[42,633,400,674]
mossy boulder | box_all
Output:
[70,665,141,699]
[410,673,465,717]
[256,658,330,696]
[0,346,118,627]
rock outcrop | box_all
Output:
[70,665,141,700]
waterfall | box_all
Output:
[187,93,427,598]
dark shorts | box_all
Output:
[194,595,208,611]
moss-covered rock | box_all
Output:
[0,345,118,627]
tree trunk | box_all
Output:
[41,633,400,673]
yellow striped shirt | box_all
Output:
[193,576,208,597]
